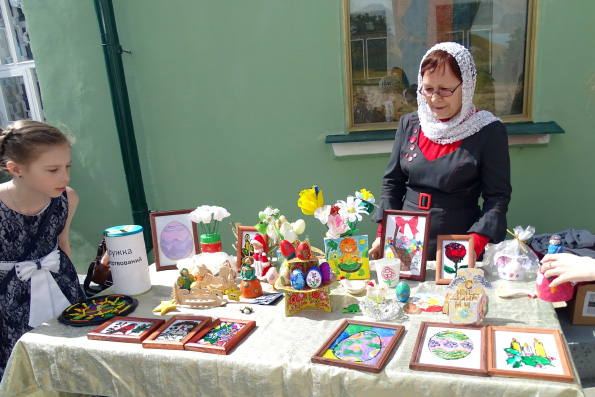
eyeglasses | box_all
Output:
[419,81,462,97]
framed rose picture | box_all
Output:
[87,316,165,343]
[410,321,487,377]
[150,209,200,271]
[311,319,404,373]
[236,226,267,272]
[380,210,431,281]
[184,318,256,355]
[141,315,211,350]
[487,326,574,383]
[435,235,475,285]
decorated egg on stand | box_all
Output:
[296,241,311,260]
[319,262,332,283]
[396,281,410,302]
[279,239,296,260]
[306,266,322,288]
[290,269,306,290]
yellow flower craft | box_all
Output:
[298,185,324,215]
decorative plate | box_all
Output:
[58,294,138,327]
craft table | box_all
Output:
[0,262,585,397]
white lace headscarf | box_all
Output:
[417,42,500,144]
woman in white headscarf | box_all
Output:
[370,42,511,260]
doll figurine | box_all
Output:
[251,233,271,278]
[240,257,256,281]
[177,268,196,290]
[547,234,563,254]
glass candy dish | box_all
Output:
[359,298,408,322]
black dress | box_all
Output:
[372,111,512,259]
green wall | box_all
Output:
[22,0,595,272]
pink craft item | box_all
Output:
[535,267,574,302]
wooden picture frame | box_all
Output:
[141,315,211,350]
[435,235,475,285]
[487,326,574,383]
[311,319,404,373]
[380,210,431,281]
[150,209,200,271]
[236,226,267,272]
[184,318,256,355]
[410,321,487,377]
[87,316,165,343]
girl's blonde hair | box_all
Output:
[0,120,71,174]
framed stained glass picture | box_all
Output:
[87,316,164,343]
[184,318,256,355]
[311,319,404,373]
[141,315,211,350]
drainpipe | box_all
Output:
[94,0,152,251]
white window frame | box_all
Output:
[0,0,44,128]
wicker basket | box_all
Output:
[390,246,415,271]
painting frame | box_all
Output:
[150,209,200,271]
[184,318,256,355]
[487,326,574,383]
[141,315,211,350]
[311,319,404,373]
[435,235,475,285]
[380,209,431,281]
[87,316,165,343]
[410,321,487,377]
[236,226,267,272]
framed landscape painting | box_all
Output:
[184,318,256,355]
[380,210,431,281]
[311,319,404,373]
[141,315,211,350]
[435,235,475,285]
[487,326,573,383]
[150,209,200,271]
[410,321,487,376]
[87,316,165,343]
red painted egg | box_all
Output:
[296,241,311,260]
[279,239,296,260]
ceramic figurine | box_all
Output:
[251,233,272,278]
[176,268,195,290]
[240,306,254,314]
[240,256,263,298]
[547,234,563,254]
[366,281,386,303]
[342,304,360,313]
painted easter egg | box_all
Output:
[290,269,306,290]
[306,266,322,288]
[319,261,332,283]
[333,330,382,363]
[296,241,311,260]
[278,263,291,286]
[160,221,193,260]
[428,330,473,360]
[279,239,296,260]
[395,281,410,302]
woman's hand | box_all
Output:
[369,237,382,260]
[541,253,595,287]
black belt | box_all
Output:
[405,189,477,210]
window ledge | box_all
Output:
[326,121,564,156]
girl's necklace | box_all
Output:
[6,185,48,215]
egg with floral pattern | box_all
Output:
[306,266,322,288]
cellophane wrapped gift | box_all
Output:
[483,226,540,281]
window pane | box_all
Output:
[0,75,31,124]
[31,68,45,121]
[347,0,530,129]
[7,0,33,62]
[0,9,13,64]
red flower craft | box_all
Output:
[444,242,467,275]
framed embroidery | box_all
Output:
[380,210,431,281]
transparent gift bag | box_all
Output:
[483,226,540,281]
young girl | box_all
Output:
[0,120,84,380]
